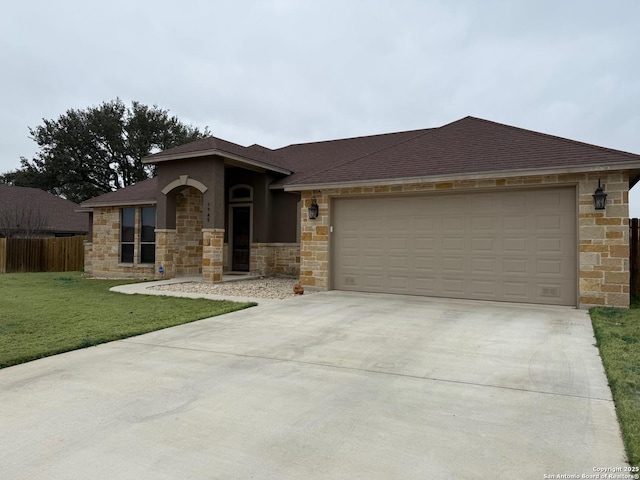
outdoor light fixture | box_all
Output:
[308,196,319,220]
[593,179,607,210]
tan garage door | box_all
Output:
[332,187,576,306]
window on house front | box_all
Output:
[140,207,156,264]
[230,184,253,202]
[120,206,156,264]
[121,208,135,263]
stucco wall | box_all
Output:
[298,172,630,308]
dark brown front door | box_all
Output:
[232,206,250,271]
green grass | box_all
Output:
[0,272,255,368]
[591,305,640,467]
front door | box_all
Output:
[231,206,250,271]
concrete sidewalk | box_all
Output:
[0,291,628,479]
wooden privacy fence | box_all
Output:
[0,236,86,273]
[0,238,5,273]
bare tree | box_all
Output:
[0,205,47,238]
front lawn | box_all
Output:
[591,306,640,467]
[0,272,255,368]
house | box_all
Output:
[80,116,640,308]
[0,185,88,238]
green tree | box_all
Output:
[1,99,209,203]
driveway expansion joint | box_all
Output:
[120,339,613,403]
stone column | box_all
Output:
[155,229,177,279]
[202,228,225,282]
[299,191,329,288]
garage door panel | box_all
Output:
[363,275,384,290]
[364,237,384,250]
[535,258,566,275]
[472,237,496,253]
[389,217,413,231]
[502,215,528,232]
[471,280,497,296]
[388,254,410,267]
[415,256,437,272]
[389,276,409,290]
[501,193,527,210]
[503,237,528,254]
[332,187,576,306]
[536,237,564,254]
[415,217,439,232]
[472,217,498,232]
[443,237,465,252]
[442,256,466,274]
[442,217,465,232]
[471,258,497,274]
[536,215,564,231]
[415,277,436,294]
[339,255,359,268]
[442,278,466,295]
[503,282,529,299]
[389,237,410,251]
[364,218,386,232]
[503,258,528,274]
[363,255,384,268]
[415,237,438,251]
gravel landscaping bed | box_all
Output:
[149,277,315,300]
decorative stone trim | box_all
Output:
[161,175,208,195]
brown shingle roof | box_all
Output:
[80,177,158,207]
[0,185,88,234]
[274,116,640,187]
[143,136,292,173]
[80,116,640,205]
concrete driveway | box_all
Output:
[0,291,627,479]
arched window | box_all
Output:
[230,184,253,202]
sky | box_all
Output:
[1,0,639,211]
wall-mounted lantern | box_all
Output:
[593,179,607,210]
[308,196,319,220]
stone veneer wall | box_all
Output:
[84,240,92,274]
[155,229,176,279]
[175,187,203,276]
[250,243,300,277]
[202,228,224,282]
[299,172,630,308]
[88,206,155,278]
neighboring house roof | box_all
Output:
[0,185,88,235]
[82,116,640,206]
[81,177,158,208]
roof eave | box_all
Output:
[80,200,158,208]
[143,149,292,175]
[282,162,640,192]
